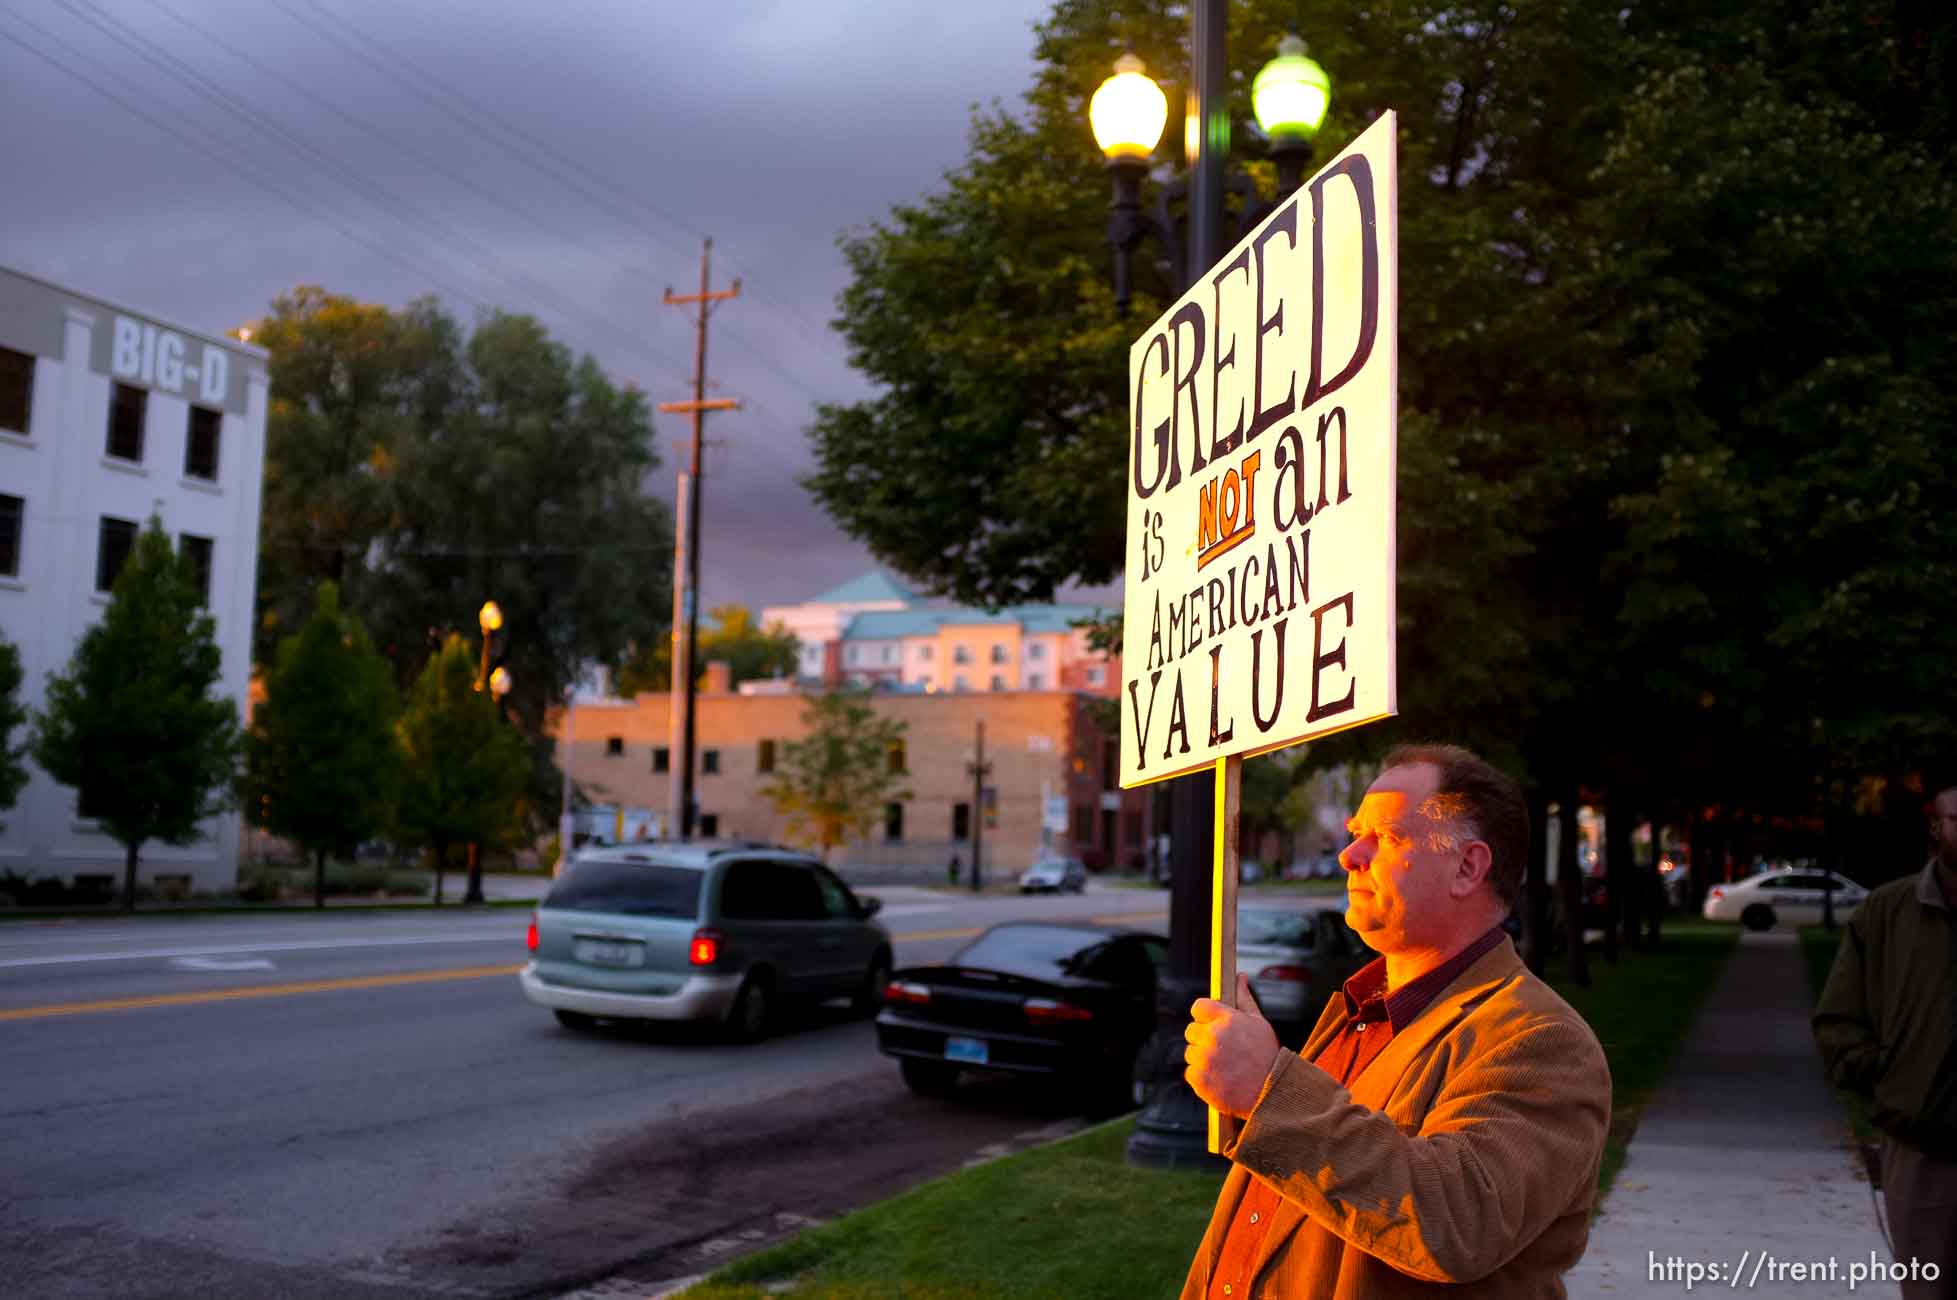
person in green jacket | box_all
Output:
[1814,780,1957,1300]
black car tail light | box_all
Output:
[885,981,932,1007]
[1254,964,1310,983]
[1023,997,1094,1025]
[525,912,539,953]
[689,928,722,966]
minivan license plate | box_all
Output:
[944,1036,988,1065]
[576,939,643,968]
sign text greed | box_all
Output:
[1120,112,1398,787]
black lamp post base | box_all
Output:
[1125,974,1231,1173]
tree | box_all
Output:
[32,520,241,909]
[244,582,403,908]
[252,292,674,815]
[613,604,800,696]
[762,690,913,856]
[395,635,530,905]
[0,632,27,821]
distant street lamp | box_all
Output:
[465,600,511,904]
[1086,18,1331,1171]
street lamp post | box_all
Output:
[466,600,511,905]
[1088,16,1330,1171]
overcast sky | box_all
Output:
[1,0,1119,613]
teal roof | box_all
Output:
[842,603,1111,641]
[809,570,914,606]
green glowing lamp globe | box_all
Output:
[1252,34,1331,141]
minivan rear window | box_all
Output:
[545,861,702,917]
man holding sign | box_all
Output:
[1179,745,1610,1298]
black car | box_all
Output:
[875,922,1164,1110]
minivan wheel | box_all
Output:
[554,1009,598,1031]
[725,970,773,1043]
[853,950,893,1017]
[1741,903,1776,932]
[900,1057,959,1096]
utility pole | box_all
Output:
[666,473,689,839]
[968,718,991,892]
[659,238,740,840]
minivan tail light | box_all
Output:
[689,928,721,966]
[885,981,931,1007]
[1023,997,1094,1025]
[525,912,539,953]
[1255,964,1310,983]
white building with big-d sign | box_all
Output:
[0,264,268,897]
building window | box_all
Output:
[184,407,221,480]
[952,802,971,841]
[990,675,1008,691]
[953,645,971,665]
[0,494,20,578]
[605,736,624,757]
[1073,804,1092,841]
[990,643,1007,664]
[916,644,932,661]
[0,347,32,434]
[953,675,970,692]
[178,533,213,605]
[884,801,904,842]
[888,739,906,774]
[1026,642,1046,661]
[95,516,137,592]
[882,645,895,664]
[700,813,719,837]
[106,383,146,462]
[1103,739,1119,791]
[758,739,776,773]
[1086,665,1106,686]
[1026,672,1044,690]
[703,748,720,775]
[652,746,670,772]
[846,645,861,666]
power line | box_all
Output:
[0,14,495,313]
[45,0,689,378]
[280,0,852,386]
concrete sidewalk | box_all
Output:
[1565,929,1899,1297]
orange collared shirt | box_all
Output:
[1204,927,1506,1300]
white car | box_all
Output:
[1018,858,1087,894]
[1701,869,1867,931]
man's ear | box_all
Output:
[1454,840,1494,897]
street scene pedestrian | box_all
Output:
[1815,781,1957,1299]
[1181,745,1610,1298]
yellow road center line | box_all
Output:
[0,963,526,1022]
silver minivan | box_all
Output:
[519,841,892,1040]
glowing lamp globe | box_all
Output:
[1090,54,1168,162]
[1253,34,1331,141]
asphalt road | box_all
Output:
[0,884,1170,1300]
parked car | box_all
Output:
[1701,869,1868,931]
[1018,857,1087,894]
[1237,903,1372,1039]
[876,922,1164,1110]
[519,841,891,1040]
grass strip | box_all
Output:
[676,922,1737,1298]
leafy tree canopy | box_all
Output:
[394,634,531,900]
[244,581,403,905]
[613,604,801,696]
[0,633,27,816]
[762,691,912,854]
[32,520,241,907]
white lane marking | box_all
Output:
[0,930,521,969]
[170,956,276,972]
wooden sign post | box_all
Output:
[1118,113,1401,1155]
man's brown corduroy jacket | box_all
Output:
[1180,936,1610,1299]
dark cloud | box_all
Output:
[1,0,1080,609]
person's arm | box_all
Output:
[1812,908,1883,1097]
[1225,1013,1609,1284]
